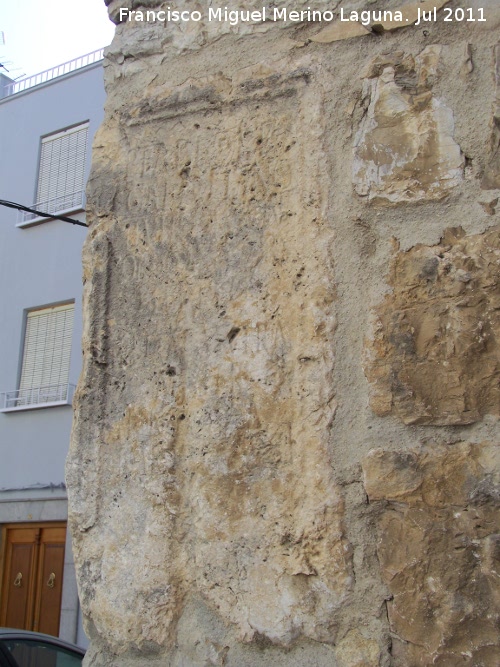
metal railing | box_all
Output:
[0,383,76,411]
[18,191,85,224]
[3,48,104,97]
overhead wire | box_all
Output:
[0,199,88,227]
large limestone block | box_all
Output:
[364,226,500,424]
[67,64,351,654]
[362,442,500,667]
[353,46,464,204]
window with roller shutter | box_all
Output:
[36,123,88,214]
[16,303,75,407]
[20,123,89,225]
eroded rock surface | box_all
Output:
[67,1,500,665]
[363,442,500,667]
[482,43,500,189]
[353,46,464,204]
[68,65,351,652]
[365,226,500,424]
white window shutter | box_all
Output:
[36,123,89,215]
[19,304,74,401]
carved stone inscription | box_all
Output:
[69,80,350,651]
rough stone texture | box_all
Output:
[70,42,351,657]
[312,0,451,42]
[363,442,500,667]
[482,43,500,189]
[353,46,464,204]
[364,226,500,425]
[67,1,500,665]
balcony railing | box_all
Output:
[16,191,85,227]
[3,48,104,97]
[0,383,76,412]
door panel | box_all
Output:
[35,529,66,636]
[4,541,35,630]
[0,527,39,630]
[0,524,66,638]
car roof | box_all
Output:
[0,629,85,656]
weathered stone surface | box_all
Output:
[353,46,464,204]
[370,0,450,32]
[482,43,500,189]
[67,2,500,665]
[68,62,351,654]
[460,43,474,79]
[106,0,372,52]
[362,442,500,667]
[310,20,370,44]
[310,0,452,42]
[334,628,381,667]
[364,226,500,424]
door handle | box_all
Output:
[13,572,22,587]
[47,572,56,588]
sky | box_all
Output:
[0,0,115,80]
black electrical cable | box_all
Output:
[0,199,88,227]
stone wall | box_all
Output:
[66,1,500,665]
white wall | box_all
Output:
[0,62,105,491]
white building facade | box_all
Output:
[0,52,105,646]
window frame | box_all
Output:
[0,301,76,413]
[16,121,90,229]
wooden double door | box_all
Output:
[0,523,66,637]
